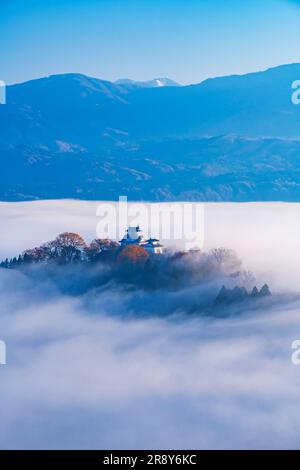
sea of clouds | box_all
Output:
[1,200,300,449]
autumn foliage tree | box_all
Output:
[117,245,148,264]
[22,246,50,263]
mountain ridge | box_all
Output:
[1,63,300,201]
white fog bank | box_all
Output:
[0,268,300,450]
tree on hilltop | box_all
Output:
[44,232,87,264]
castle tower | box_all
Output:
[120,226,164,254]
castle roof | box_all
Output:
[144,239,163,247]
[120,227,164,250]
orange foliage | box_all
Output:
[118,245,148,264]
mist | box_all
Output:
[1,200,300,449]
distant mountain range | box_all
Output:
[1,64,300,201]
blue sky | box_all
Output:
[1,0,300,85]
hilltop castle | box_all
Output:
[120,226,164,254]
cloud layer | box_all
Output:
[0,266,300,449]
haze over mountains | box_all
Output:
[1,63,300,201]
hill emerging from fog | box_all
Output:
[1,64,300,201]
